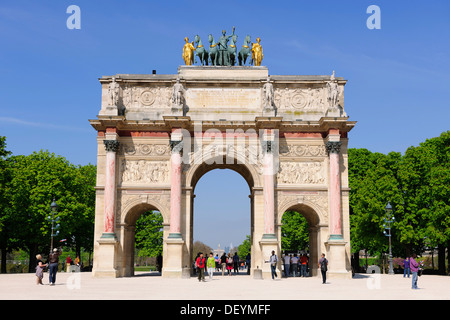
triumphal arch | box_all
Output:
[89,64,356,279]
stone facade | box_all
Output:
[89,66,356,279]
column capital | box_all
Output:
[103,140,120,153]
[261,140,273,154]
[326,141,342,154]
[170,139,183,153]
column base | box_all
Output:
[100,232,117,240]
[325,237,351,279]
[162,237,185,278]
[92,237,119,278]
[168,232,182,239]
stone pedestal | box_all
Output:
[93,238,119,278]
[162,238,185,278]
[325,238,351,279]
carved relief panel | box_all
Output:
[119,160,170,185]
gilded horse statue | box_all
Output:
[208,34,219,66]
[194,35,209,66]
[238,35,252,66]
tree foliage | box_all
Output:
[349,131,450,273]
[0,139,96,273]
[281,210,309,252]
[134,210,163,258]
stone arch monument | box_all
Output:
[89,66,356,279]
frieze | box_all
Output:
[119,143,171,156]
[278,161,325,185]
[120,160,169,184]
[280,144,327,157]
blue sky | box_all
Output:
[1,1,449,248]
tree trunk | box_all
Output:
[1,244,7,273]
[438,244,445,275]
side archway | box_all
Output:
[277,200,326,277]
[119,200,168,277]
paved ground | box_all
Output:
[1,271,449,300]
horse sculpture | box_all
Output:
[194,35,209,66]
[238,35,252,66]
[227,34,238,66]
[208,34,219,66]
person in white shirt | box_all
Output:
[291,254,299,277]
[266,250,278,280]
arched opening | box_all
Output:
[122,203,165,277]
[188,156,256,276]
[280,204,321,277]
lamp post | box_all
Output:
[48,198,60,252]
[383,201,395,275]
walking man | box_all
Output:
[266,250,278,280]
[207,252,215,281]
[410,254,420,289]
[196,252,206,282]
[48,247,61,286]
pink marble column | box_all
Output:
[102,140,119,237]
[262,138,276,239]
[326,140,343,239]
[169,139,183,238]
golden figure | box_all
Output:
[182,37,196,65]
[251,37,263,66]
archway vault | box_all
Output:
[186,155,260,192]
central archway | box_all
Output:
[185,155,261,276]
[193,169,250,253]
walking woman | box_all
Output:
[226,253,233,276]
[35,254,47,285]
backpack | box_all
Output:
[320,259,328,271]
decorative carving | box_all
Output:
[120,160,169,184]
[172,78,184,110]
[326,141,342,154]
[278,192,328,221]
[278,162,325,184]
[262,76,274,112]
[108,77,120,107]
[104,140,120,153]
[280,145,327,157]
[274,87,327,111]
[122,86,171,109]
[326,71,340,108]
[170,140,183,153]
[140,90,156,106]
[119,143,170,156]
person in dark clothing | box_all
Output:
[48,247,61,286]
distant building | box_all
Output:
[213,244,225,257]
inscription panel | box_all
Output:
[185,88,261,109]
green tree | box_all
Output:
[0,136,13,273]
[134,210,163,258]
[237,235,251,260]
[5,150,96,272]
[398,131,450,272]
[281,210,309,252]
